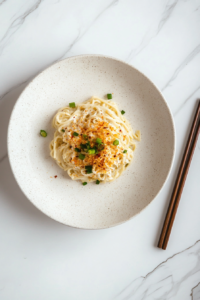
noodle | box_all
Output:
[50,96,140,183]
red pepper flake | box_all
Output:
[54,175,57,178]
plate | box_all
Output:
[8,55,175,229]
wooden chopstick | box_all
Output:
[158,100,200,250]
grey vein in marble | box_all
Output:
[0,0,43,55]
[0,153,7,165]
[0,0,118,99]
[0,0,6,6]
[162,44,200,91]
[59,0,119,60]
[194,4,200,12]
[115,240,200,300]
[0,79,29,101]
[192,282,200,300]
[174,85,200,116]
[127,0,178,62]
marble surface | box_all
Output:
[0,0,200,299]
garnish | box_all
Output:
[85,165,93,174]
[73,132,79,137]
[80,142,90,150]
[78,154,85,160]
[69,102,76,108]
[80,143,86,149]
[40,130,47,137]
[97,144,104,151]
[113,139,119,146]
[96,138,102,144]
[107,94,112,99]
[88,149,96,154]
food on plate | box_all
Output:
[50,96,140,184]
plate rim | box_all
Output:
[7,54,176,229]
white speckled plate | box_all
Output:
[8,55,175,229]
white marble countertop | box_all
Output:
[0,1,200,299]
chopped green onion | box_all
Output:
[107,94,112,99]
[85,165,93,174]
[83,134,88,140]
[113,139,119,146]
[96,138,102,144]
[82,182,87,186]
[80,143,85,149]
[80,143,90,151]
[75,148,81,152]
[78,154,85,160]
[85,166,92,169]
[96,180,100,184]
[61,129,65,132]
[69,102,76,108]
[94,146,98,153]
[86,170,92,174]
[73,132,79,137]
[121,110,125,115]
[40,130,47,137]
[88,149,96,154]
[86,142,91,149]
[98,144,104,151]
[123,150,127,153]
[125,163,129,167]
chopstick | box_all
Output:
[158,100,200,250]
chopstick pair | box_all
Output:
[158,100,200,250]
